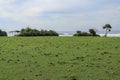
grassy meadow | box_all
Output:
[0,37,120,80]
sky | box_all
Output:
[0,0,120,32]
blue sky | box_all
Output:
[0,0,120,32]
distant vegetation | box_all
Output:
[16,27,59,36]
[73,29,100,36]
[0,29,7,36]
[0,24,113,37]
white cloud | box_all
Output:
[0,0,91,25]
[0,0,120,31]
[0,0,91,18]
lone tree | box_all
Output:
[9,30,20,36]
[103,24,112,37]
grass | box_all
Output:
[0,37,120,80]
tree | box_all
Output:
[9,30,20,36]
[103,24,112,37]
[0,29,7,36]
[17,27,59,36]
[89,29,96,36]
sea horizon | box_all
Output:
[58,30,120,37]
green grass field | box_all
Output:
[0,37,120,80]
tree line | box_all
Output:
[17,27,59,36]
[0,24,112,37]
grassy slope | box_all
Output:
[0,37,120,80]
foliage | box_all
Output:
[103,24,112,37]
[73,30,91,36]
[17,27,59,36]
[0,29,7,36]
[89,29,96,36]
[73,29,100,36]
[0,37,119,80]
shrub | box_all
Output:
[0,29,7,36]
[73,30,91,36]
[73,29,100,37]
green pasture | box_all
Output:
[0,37,120,80]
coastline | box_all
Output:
[59,33,120,37]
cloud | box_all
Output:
[0,0,120,31]
[0,0,88,24]
[0,0,92,18]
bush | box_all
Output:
[73,30,100,37]
[0,29,7,36]
[73,31,91,36]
